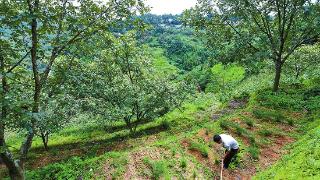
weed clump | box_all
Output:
[243,118,254,128]
[248,135,256,145]
[253,109,285,123]
[247,146,260,160]
[235,125,247,136]
[143,158,169,179]
[180,158,187,169]
[220,120,232,130]
[189,142,209,158]
[161,119,170,129]
[287,118,294,126]
[258,129,273,137]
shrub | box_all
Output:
[189,142,209,158]
[305,96,320,113]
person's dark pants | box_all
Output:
[223,148,239,168]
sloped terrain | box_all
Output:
[1,85,319,179]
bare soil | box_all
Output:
[190,127,296,180]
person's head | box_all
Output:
[213,134,222,144]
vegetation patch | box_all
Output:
[254,120,320,179]
[143,158,170,180]
[188,141,209,158]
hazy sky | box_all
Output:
[145,0,197,15]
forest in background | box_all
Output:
[0,0,319,179]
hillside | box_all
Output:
[1,78,319,179]
[1,1,320,179]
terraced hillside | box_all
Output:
[1,84,319,179]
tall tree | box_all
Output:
[184,0,320,91]
[0,0,146,179]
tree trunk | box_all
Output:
[273,60,283,92]
[41,132,49,151]
[0,53,24,179]
[0,152,25,180]
[7,163,24,180]
[124,117,133,134]
[295,65,301,80]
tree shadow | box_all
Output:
[26,123,167,169]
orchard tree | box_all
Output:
[0,0,146,179]
[285,43,320,80]
[67,32,189,134]
[34,56,79,151]
[184,0,320,91]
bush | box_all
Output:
[189,142,209,158]
[305,96,320,113]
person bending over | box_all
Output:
[213,134,239,169]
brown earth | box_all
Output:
[188,126,296,180]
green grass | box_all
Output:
[247,146,260,160]
[25,151,128,180]
[254,119,320,179]
[143,158,170,180]
[258,129,273,137]
[180,157,187,169]
[189,141,209,158]
[242,116,255,127]
[253,109,286,123]
[2,80,319,179]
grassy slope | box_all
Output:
[28,86,320,179]
[254,118,320,179]
[1,73,319,179]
